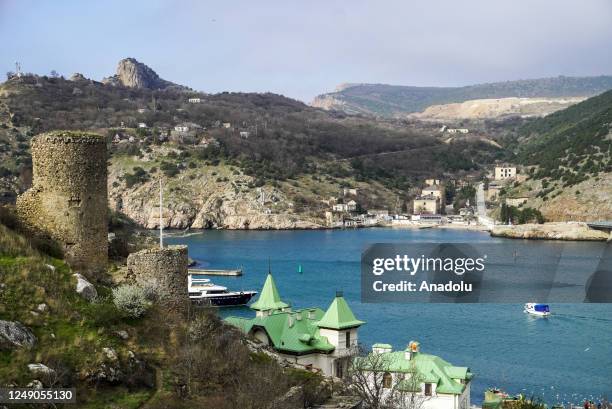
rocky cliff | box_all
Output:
[102,58,183,90]
[108,153,324,230]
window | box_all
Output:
[345,331,351,348]
[424,383,432,396]
[383,372,392,389]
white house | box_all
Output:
[174,125,190,133]
[222,122,232,129]
[137,122,147,128]
[226,274,364,378]
[240,131,250,139]
[333,203,349,212]
[346,200,358,212]
[361,341,472,409]
[494,166,517,180]
[188,97,201,103]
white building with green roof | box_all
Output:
[225,273,365,377]
[363,341,473,409]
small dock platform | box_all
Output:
[188,268,243,276]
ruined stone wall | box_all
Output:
[126,245,188,309]
[16,131,108,275]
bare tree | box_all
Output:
[396,360,430,409]
[346,346,401,409]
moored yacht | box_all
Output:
[524,303,550,317]
[188,273,257,306]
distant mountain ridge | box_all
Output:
[312,75,612,117]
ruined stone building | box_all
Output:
[17,131,108,275]
[126,245,189,310]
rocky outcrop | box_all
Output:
[28,363,55,377]
[84,349,155,388]
[0,320,37,349]
[491,222,610,241]
[74,273,98,302]
[108,160,324,230]
[103,58,183,90]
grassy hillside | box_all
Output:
[0,73,504,215]
[518,89,612,187]
[0,212,326,408]
[312,75,612,117]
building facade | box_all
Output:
[494,166,517,180]
[362,341,472,409]
[226,273,364,377]
[413,196,440,214]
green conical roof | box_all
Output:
[317,293,365,330]
[250,273,290,311]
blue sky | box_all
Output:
[1,0,611,102]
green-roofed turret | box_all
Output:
[317,291,365,330]
[250,273,290,312]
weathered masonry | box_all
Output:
[17,131,108,275]
[126,245,189,309]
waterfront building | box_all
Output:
[413,195,440,214]
[362,341,472,409]
[225,273,365,377]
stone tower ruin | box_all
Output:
[127,245,189,310]
[17,131,108,274]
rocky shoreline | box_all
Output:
[490,222,610,241]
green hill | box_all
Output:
[312,76,612,117]
[0,71,503,213]
[518,89,612,186]
[0,210,327,408]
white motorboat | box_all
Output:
[524,303,550,317]
[188,273,257,307]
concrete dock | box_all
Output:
[188,268,243,276]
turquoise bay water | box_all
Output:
[167,228,612,405]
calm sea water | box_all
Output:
[167,228,612,405]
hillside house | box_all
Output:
[226,274,364,377]
[494,166,516,180]
[222,122,232,129]
[346,200,358,212]
[137,108,147,114]
[425,179,441,186]
[240,131,250,139]
[137,122,147,128]
[188,97,201,103]
[174,125,190,133]
[413,195,440,215]
[360,341,472,409]
[333,203,349,212]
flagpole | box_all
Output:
[159,178,163,249]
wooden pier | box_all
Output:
[188,268,243,276]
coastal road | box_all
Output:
[476,183,495,228]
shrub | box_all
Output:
[112,284,152,318]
